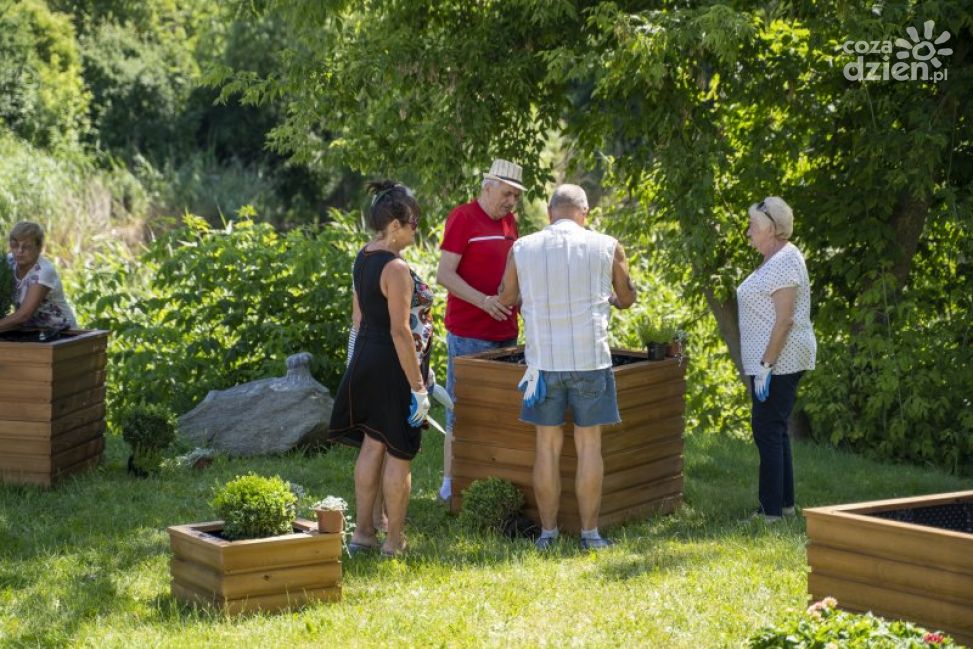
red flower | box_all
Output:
[923,632,945,645]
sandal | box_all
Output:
[347,541,379,556]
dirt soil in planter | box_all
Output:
[0,329,75,343]
[490,351,647,367]
[869,503,973,534]
[203,525,318,541]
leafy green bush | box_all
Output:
[72,210,366,424]
[119,402,176,475]
[748,597,958,648]
[211,473,297,541]
[0,0,89,149]
[459,478,525,534]
[80,21,198,161]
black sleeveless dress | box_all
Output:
[327,248,432,460]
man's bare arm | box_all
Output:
[437,250,512,321]
[497,248,520,307]
[610,242,637,309]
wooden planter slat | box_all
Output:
[0,330,108,487]
[806,513,973,574]
[451,347,684,532]
[452,437,682,475]
[168,519,342,614]
[0,384,106,422]
[807,545,973,603]
[808,573,973,637]
[170,557,342,600]
[805,490,973,645]
[454,407,683,453]
[171,582,342,616]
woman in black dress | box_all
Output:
[328,181,433,557]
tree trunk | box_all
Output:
[702,286,746,387]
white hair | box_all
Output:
[549,184,589,213]
[747,196,794,240]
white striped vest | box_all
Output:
[512,219,617,371]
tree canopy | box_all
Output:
[215,0,973,471]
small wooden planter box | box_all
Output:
[0,329,109,487]
[805,491,973,646]
[451,347,685,532]
[168,519,342,615]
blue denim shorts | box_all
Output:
[520,368,620,427]
[446,333,518,431]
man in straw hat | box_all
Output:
[434,159,525,506]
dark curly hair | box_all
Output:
[365,180,420,232]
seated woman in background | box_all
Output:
[0,221,78,335]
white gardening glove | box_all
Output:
[517,367,546,407]
[426,368,454,410]
[753,362,773,402]
[407,389,430,427]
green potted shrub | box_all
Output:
[119,403,177,477]
[636,316,676,361]
[460,477,535,538]
[210,473,297,540]
[167,472,343,614]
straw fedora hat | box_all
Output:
[483,159,526,191]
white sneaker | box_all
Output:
[782,506,796,516]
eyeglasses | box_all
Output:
[755,200,777,229]
[9,240,38,253]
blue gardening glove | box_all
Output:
[426,369,455,410]
[517,367,546,407]
[754,362,773,402]
[408,389,430,427]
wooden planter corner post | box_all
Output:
[168,519,342,615]
[0,329,109,487]
[805,490,973,646]
[451,347,685,532]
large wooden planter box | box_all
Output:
[168,519,342,615]
[451,347,685,532]
[805,491,973,645]
[0,329,109,487]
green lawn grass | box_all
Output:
[1,426,968,648]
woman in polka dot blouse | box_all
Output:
[736,196,816,523]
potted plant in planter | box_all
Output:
[120,403,176,477]
[167,473,342,614]
[637,317,676,361]
[312,496,348,535]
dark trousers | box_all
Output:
[750,371,804,516]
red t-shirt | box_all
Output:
[440,200,519,340]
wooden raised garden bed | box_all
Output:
[805,490,973,646]
[0,329,109,487]
[168,519,342,615]
[451,347,685,532]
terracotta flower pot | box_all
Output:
[315,508,344,534]
[666,341,684,358]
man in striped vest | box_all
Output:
[497,183,637,550]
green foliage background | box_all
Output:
[0,0,969,474]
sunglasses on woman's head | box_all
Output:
[756,201,777,228]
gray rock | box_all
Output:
[178,352,334,455]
